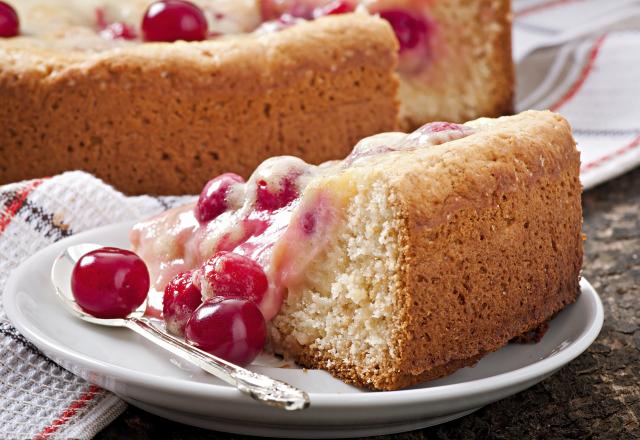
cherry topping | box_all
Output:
[142,0,208,43]
[256,14,301,34]
[302,211,316,234]
[0,1,19,38]
[185,297,266,366]
[195,173,244,223]
[255,175,299,211]
[215,217,269,253]
[379,9,428,53]
[423,122,467,133]
[101,22,137,40]
[285,3,315,20]
[313,1,354,18]
[95,8,137,40]
[398,121,474,149]
[202,252,268,305]
[259,0,281,21]
[71,247,149,319]
[163,271,202,335]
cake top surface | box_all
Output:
[0,12,396,83]
[2,1,391,54]
[5,0,261,52]
[0,3,399,80]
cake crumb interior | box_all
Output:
[270,176,402,377]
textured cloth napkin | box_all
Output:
[0,172,191,439]
[1,0,639,438]
[514,0,640,188]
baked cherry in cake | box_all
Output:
[185,297,266,366]
[313,1,354,18]
[195,173,244,223]
[0,1,18,38]
[255,173,300,211]
[201,252,269,305]
[95,9,137,40]
[163,270,202,335]
[71,247,150,319]
[142,0,208,42]
[101,22,137,40]
[378,9,428,54]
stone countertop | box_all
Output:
[97,167,640,440]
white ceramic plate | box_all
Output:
[4,222,604,438]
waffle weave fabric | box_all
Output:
[0,171,191,439]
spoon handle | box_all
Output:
[125,317,310,411]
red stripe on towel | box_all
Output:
[581,135,640,173]
[549,35,606,111]
[0,179,45,235]
[33,385,102,440]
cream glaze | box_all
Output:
[130,121,475,323]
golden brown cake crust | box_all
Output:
[0,14,398,194]
[275,111,582,390]
[394,111,581,390]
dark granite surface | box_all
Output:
[97,167,640,440]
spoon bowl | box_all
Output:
[51,242,146,326]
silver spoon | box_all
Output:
[51,243,310,411]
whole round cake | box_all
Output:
[0,0,513,194]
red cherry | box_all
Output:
[202,252,268,305]
[142,0,208,43]
[95,8,137,40]
[255,175,299,212]
[195,173,244,223]
[301,211,316,235]
[0,1,19,38]
[259,0,281,21]
[95,7,108,29]
[379,9,428,53]
[71,247,149,319]
[313,1,354,18]
[285,3,315,19]
[101,22,137,40]
[163,271,202,335]
[185,297,266,366]
[423,122,466,133]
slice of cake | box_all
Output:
[131,110,583,390]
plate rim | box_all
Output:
[3,221,604,408]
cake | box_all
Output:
[0,0,513,194]
[131,110,583,390]
[0,2,399,194]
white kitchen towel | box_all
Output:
[0,172,192,439]
[1,1,639,438]
[513,0,640,188]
